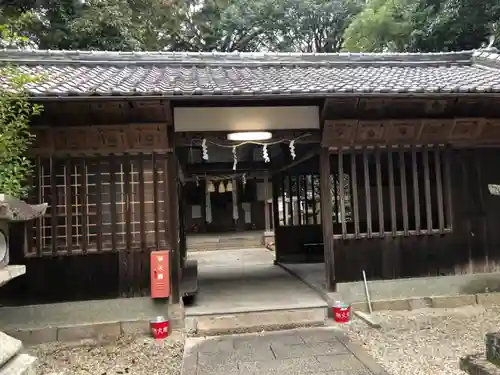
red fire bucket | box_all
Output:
[150,316,169,339]
[332,301,351,324]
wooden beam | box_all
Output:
[185,161,269,175]
[320,147,335,291]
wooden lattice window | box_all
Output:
[277,174,353,226]
[29,154,169,256]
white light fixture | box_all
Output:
[227,131,272,141]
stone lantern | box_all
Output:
[0,194,47,286]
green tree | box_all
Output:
[0,26,43,197]
[269,0,362,52]
[342,0,414,52]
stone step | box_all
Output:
[187,240,262,247]
[0,353,37,375]
[187,307,327,336]
[188,247,263,252]
[0,332,23,368]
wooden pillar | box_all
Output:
[320,147,335,291]
[166,130,181,304]
[264,173,271,232]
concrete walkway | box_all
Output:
[181,327,389,375]
[186,249,327,316]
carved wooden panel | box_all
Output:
[322,120,357,146]
[355,121,385,143]
[419,120,454,143]
[386,120,421,143]
[53,127,89,151]
[30,127,53,154]
[449,118,484,140]
[88,125,130,153]
[29,123,170,155]
[479,119,500,142]
[128,123,168,150]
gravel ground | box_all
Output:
[28,331,185,375]
[344,305,500,375]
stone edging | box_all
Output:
[460,354,500,375]
[351,293,500,312]
[5,319,184,346]
[276,261,500,312]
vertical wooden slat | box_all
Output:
[288,175,294,225]
[302,174,308,225]
[272,174,281,230]
[166,152,181,304]
[338,150,347,238]
[412,148,421,235]
[311,175,317,224]
[434,147,445,233]
[423,146,433,233]
[123,154,132,251]
[50,157,58,254]
[475,152,488,267]
[152,153,160,249]
[109,154,118,252]
[163,155,171,246]
[95,158,103,253]
[281,173,287,225]
[333,172,339,224]
[461,153,473,273]
[350,151,360,238]
[138,154,146,249]
[320,148,335,291]
[79,158,88,253]
[65,158,73,253]
[363,149,372,238]
[388,149,397,236]
[35,156,42,256]
[375,149,384,236]
[296,175,302,226]
[444,147,453,230]
[399,148,409,236]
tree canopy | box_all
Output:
[0,0,499,52]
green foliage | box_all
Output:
[343,0,500,52]
[0,27,43,198]
[343,0,415,52]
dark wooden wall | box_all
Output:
[273,148,500,282]
[0,100,178,306]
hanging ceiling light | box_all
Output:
[218,182,226,193]
[227,131,272,141]
[207,181,215,192]
[226,180,233,192]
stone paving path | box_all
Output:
[181,327,389,375]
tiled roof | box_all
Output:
[1,49,500,97]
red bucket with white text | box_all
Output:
[150,316,169,339]
[332,301,351,323]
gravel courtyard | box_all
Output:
[345,304,500,375]
[28,331,185,375]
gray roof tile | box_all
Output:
[1,49,500,97]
